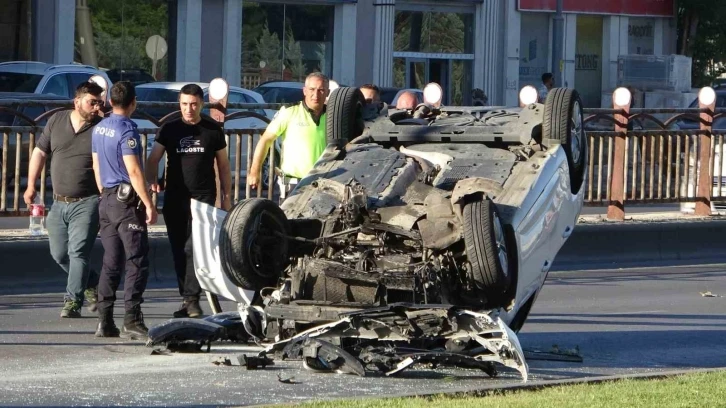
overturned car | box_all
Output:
[183,84,587,380]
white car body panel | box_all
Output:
[190,199,254,305]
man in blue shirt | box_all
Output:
[91,81,157,339]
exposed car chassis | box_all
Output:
[149,86,588,382]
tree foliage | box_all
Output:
[83,0,169,78]
[677,0,726,86]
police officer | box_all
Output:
[91,81,158,338]
[248,72,329,191]
[145,83,232,319]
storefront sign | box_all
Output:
[628,18,655,54]
[576,54,599,70]
[517,0,675,17]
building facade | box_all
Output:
[3,0,677,107]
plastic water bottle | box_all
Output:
[29,196,45,236]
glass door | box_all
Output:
[405,58,428,89]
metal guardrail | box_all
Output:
[583,106,726,219]
[1,100,284,216]
[2,101,726,220]
[1,126,278,216]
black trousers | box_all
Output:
[97,188,150,312]
[163,193,214,300]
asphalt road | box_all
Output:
[0,264,724,407]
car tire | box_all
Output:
[326,87,365,146]
[543,88,587,194]
[260,149,280,190]
[463,198,511,307]
[219,198,289,291]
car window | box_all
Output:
[255,86,303,104]
[225,91,266,117]
[688,94,726,108]
[0,105,16,126]
[67,73,94,91]
[17,105,46,125]
[0,72,43,93]
[227,92,246,104]
[42,74,71,98]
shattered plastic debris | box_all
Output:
[277,374,301,384]
[237,354,274,370]
[700,291,721,298]
[212,357,233,366]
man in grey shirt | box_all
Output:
[24,81,105,318]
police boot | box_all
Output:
[95,307,120,338]
[121,306,149,340]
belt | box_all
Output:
[53,194,84,203]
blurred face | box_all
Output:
[396,92,417,110]
[303,77,329,112]
[361,88,380,104]
[75,93,104,121]
[179,93,203,124]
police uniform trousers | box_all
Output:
[162,192,215,301]
[96,186,150,312]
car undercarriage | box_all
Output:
[149,85,588,382]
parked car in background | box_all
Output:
[105,68,156,86]
[0,61,112,99]
[252,80,304,104]
[0,92,70,187]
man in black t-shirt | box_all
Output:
[146,84,232,318]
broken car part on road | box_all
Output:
[181,84,588,381]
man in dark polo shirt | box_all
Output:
[24,81,105,318]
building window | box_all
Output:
[518,13,550,89]
[628,18,655,55]
[74,0,171,82]
[392,8,474,105]
[242,2,334,89]
[0,0,31,62]
[394,10,474,54]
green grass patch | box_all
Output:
[274,370,726,408]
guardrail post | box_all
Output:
[607,88,631,221]
[696,87,715,216]
[208,78,229,209]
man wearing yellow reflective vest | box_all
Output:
[248,72,330,191]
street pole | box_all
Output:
[551,0,564,87]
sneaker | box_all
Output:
[121,307,149,340]
[84,287,98,313]
[172,298,203,318]
[60,299,82,318]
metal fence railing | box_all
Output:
[2,100,725,220]
[1,126,278,216]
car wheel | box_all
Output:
[260,149,280,190]
[326,87,365,146]
[219,198,289,291]
[543,88,587,194]
[463,198,511,307]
